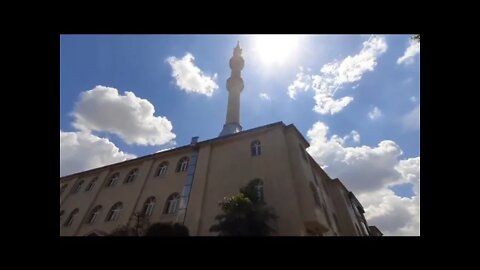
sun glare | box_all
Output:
[251,35,303,66]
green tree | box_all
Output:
[209,179,278,236]
[145,222,190,236]
[109,225,137,236]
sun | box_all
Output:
[251,35,303,66]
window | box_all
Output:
[142,197,156,217]
[251,140,261,156]
[309,182,321,207]
[299,144,307,161]
[124,169,139,184]
[106,173,119,187]
[156,162,169,177]
[60,184,68,196]
[176,157,189,173]
[64,208,79,227]
[85,177,97,192]
[255,179,264,202]
[86,205,102,224]
[164,193,180,214]
[71,180,84,194]
[105,202,123,222]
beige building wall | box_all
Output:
[60,122,376,236]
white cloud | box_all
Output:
[368,106,382,120]
[306,121,420,235]
[156,147,174,153]
[410,96,417,102]
[72,85,176,146]
[358,189,419,236]
[403,105,420,130]
[287,36,387,114]
[397,39,420,65]
[166,53,218,96]
[287,66,311,99]
[259,93,271,101]
[60,130,136,177]
[350,130,360,143]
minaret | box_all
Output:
[219,41,244,137]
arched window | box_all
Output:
[299,144,307,161]
[251,140,261,156]
[164,193,180,214]
[176,157,189,173]
[156,162,169,177]
[124,169,139,184]
[86,205,102,224]
[60,184,68,195]
[310,182,321,207]
[85,177,98,192]
[105,202,123,222]
[71,180,84,194]
[142,197,156,217]
[106,173,119,187]
[64,208,79,227]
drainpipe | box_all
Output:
[176,136,200,225]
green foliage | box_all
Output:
[109,225,137,236]
[145,222,190,236]
[209,180,278,236]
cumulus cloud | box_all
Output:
[166,53,218,96]
[403,105,420,130]
[397,39,420,65]
[259,93,271,101]
[306,121,420,235]
[358,189,419,236]
[287,66,311,99]
[72,85,176,146]
[350,130,360,143]
[368,106,382,120]
[287,36,387,114]
[60,130,136,177]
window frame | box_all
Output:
[142,197,156,217]
[164,193,180,215]
[71,180,84,194]
[85,177,98,192]
[106,202,123,222]
[156,162,169,177]
[124,169,138,184]
[251,140,261,156]
[106,173,119,187]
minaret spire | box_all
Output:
[219,42,245,137]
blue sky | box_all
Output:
[60,34,420,235]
